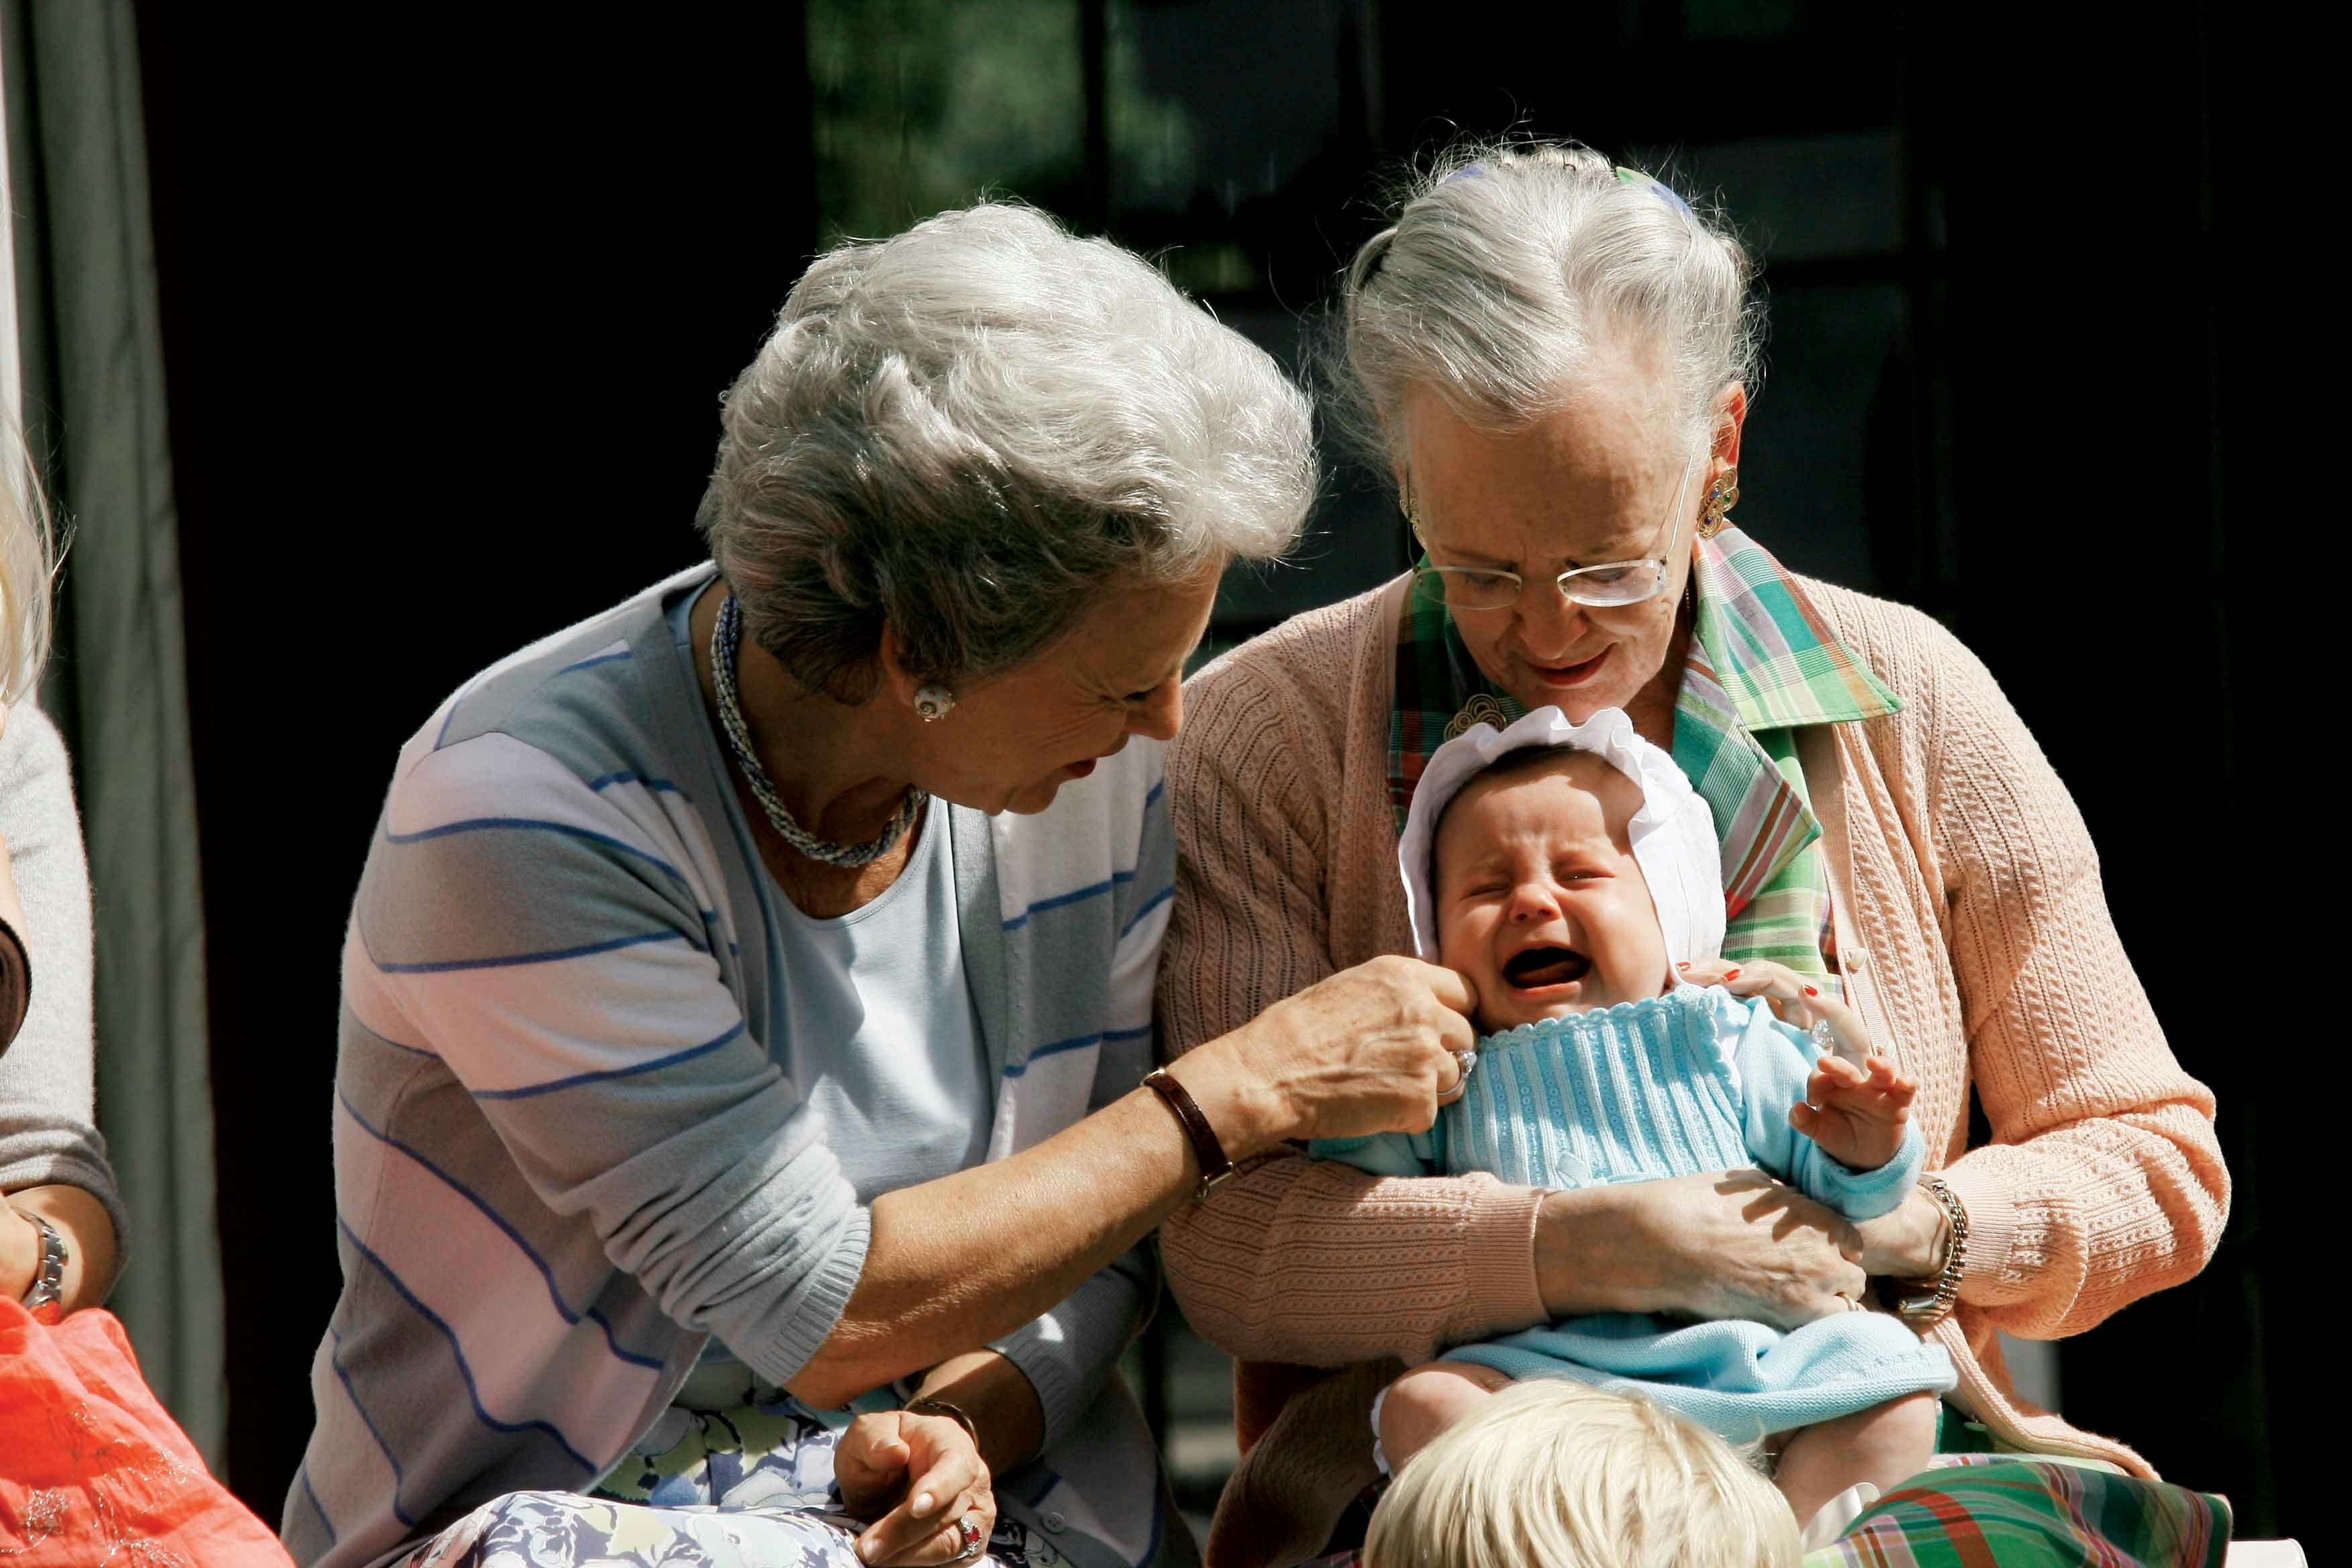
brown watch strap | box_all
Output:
[903,1396,979,1447]
[1143,1068,1234,1202]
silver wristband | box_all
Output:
[1895,1176,1968,1325]
[19,1210,68,1316]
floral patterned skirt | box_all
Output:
[397,1398,1058,1568]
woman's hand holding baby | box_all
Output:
[1534,1173,1867,1330]
[1188,955,1480,1149]
[1676,957,1868,1059]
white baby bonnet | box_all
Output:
[1396,705,1727,975]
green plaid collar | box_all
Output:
[1387,526,1899,931]
[1686,526,1901,730]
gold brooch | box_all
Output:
[1444,693,1514,740]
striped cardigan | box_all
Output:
[285,566,1177,1568]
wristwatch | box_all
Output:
[19,1210,68,1321]
[1894,1176,1969,1326]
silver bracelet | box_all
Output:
[1895,1176,1968,1325]
[19,1210,68,1317]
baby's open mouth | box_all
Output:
[1503,946,1590,989]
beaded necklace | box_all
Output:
[709,594,924,869]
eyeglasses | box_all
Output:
[1408,456,1698,616]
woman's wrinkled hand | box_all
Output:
[1538,1170,1867,1330]
[1675,957,1872,1062]
[1208,955,1479,1147]
[836,1409,995,1566]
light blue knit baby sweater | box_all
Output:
[1312,984,1955,1438]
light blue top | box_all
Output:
[664,594,991,1208]
[763,796,990,1195]
[1314,983,1918,1220]
[678,558,982,1402]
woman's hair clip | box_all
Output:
[1614,165,1696,220]
[1440,163,1487,186]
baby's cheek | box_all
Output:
[1433,914,1483,977]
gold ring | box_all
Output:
[1436,1048,1477,1106]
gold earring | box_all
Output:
[1698,467,1739,539]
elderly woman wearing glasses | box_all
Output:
[1157,142,2228,1563]
[285,205,1479,1568]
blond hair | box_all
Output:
[1,436,55,703]
[1362,1379,1800,1568]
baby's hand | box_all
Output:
[1791,1054,1916,1171]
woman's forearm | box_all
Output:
[1162,1149,1547,1367]
[6,1183,119,1312]
[912,1349,1046,1476]
[791,948,1477,1405]
[789,1053,1276,1409]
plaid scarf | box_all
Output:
[1386,525,1900,981]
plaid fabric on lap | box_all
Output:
[1804,1459,2231,1568]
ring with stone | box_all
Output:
[954,1513,985,1561]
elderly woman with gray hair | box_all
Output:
[284,205,1477,1568]
[1157,142,2228,1563]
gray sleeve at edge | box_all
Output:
[0,705,129,1257]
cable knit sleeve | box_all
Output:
[1155,616,1547,1368]
[1918,621,2228,1336]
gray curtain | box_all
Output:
[2,0,224,1467]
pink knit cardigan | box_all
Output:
[1158,573,2228,1496]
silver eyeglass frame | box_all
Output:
[1408,453,1700,615]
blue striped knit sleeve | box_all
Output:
[349,732,868,1387]
[989,746,1167,1446]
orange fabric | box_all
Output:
[0,1295,293,1565]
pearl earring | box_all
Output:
[914,685,957,723]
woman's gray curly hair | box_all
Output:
[1330,138,1763,471]
[698,203,1316,703]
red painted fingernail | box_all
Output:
[1725,968,1741,979]
[1804,985,1819,997]
[1675,961,1689,970]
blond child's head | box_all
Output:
[1362,1379,1800,1568]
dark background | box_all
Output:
[134,0,2312,1542]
